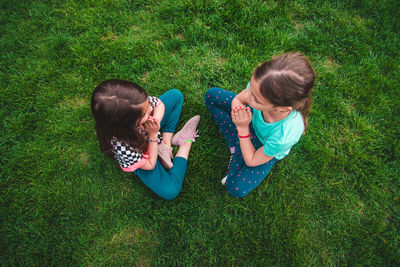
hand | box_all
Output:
[232,105,252,128]
[231,89,249,110]
[232,102,246,110]
[142,116,160,136]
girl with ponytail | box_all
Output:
[205,52,316,198]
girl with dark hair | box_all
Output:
[205,52,315,198]
[92,79,200,200]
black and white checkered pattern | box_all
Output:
[111,138,144,168]
[148,96,159,109]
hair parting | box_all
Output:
[91,79,149,157]
[254,52,316,130]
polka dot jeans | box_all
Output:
[205,87,277,198]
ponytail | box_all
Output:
[254,52,316,131]
[294,94,312,130]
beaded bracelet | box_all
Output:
[148,139,158,143]
[237,134,251,138]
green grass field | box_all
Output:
[1,0,399,265]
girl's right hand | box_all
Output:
[143,116,160,136]
[232,105,252,129]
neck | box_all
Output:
[262,110,290,123]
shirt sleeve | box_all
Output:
[148,96,160,109]
[111,138,148,172]
[120,154,149,172]
[262,139,296,158]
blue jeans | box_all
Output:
[205,87,277,198]
[135,89,187,200]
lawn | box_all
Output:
[1,0,399,265]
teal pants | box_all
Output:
[134,89,188,200]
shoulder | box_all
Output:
[111,137,146,170]
[283,111,304,132]
[111,137,143,156]
[262,112,303,143]
[148,96,161,108]
[262,112,305,159]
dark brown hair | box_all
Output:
[91,79,148,157]
[254,52,316,130]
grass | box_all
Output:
[1,0,399,265]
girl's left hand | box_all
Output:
[143,116,160,136]
[232,106,252,128]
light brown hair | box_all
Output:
[254,52,316,130]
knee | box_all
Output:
[227,188,249,198]
[158,184,181,200]
[225,182,250,198]
[205,87,221,104]
[169,89,184,103]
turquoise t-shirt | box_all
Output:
[245,82,304,160]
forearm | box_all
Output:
[237,127,257,166]
[141,135,159,170]
[152,102,165,122]
[237,126,274,167]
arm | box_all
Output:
[151,100,165,123]
[237,132,274,167]
[139,117,160,170]
[232,106,274,167]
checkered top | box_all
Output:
[111,96,161,169]
[111,138,144,168]
[148,96,158,110]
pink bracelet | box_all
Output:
[237,133,251,138]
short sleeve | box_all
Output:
[148,96,160,109]
[262,139,296,158]
[111,138,147,172]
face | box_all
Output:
[138,99,152,126]
[246,75,276,112]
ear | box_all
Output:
[276,106,292,112]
